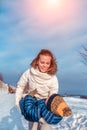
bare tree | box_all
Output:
[80,45,87,66]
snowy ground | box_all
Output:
[0,93,87,130]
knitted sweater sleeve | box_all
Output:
[49,75,59,96]
[15,69,29,108]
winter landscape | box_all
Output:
[0,92,87,130]
[1,0,87,130]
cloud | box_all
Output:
[0,0,87,88]
[1,0,87,49]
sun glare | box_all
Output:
[21,0,77,26]
[44,0,62,11]
[47,0,60,5]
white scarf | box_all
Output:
[30,67,52,86]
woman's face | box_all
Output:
[37,54,51,73]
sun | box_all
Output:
[47,0,60,5]
[44,0,61,11]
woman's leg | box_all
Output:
[39,118,52,130]
[29,122,39,130]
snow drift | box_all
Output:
[0,93,87,130]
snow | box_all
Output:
[0,94,87,130]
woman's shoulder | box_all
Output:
[51,74,58,81]
[51,74,57,78]
[22,68,31,76]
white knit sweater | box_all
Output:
[15,67,59,107]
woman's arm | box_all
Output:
[15,69,29,109]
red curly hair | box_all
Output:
[30,49,58,75]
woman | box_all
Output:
[15,49,62,130]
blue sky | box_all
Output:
[0,0,87,95]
